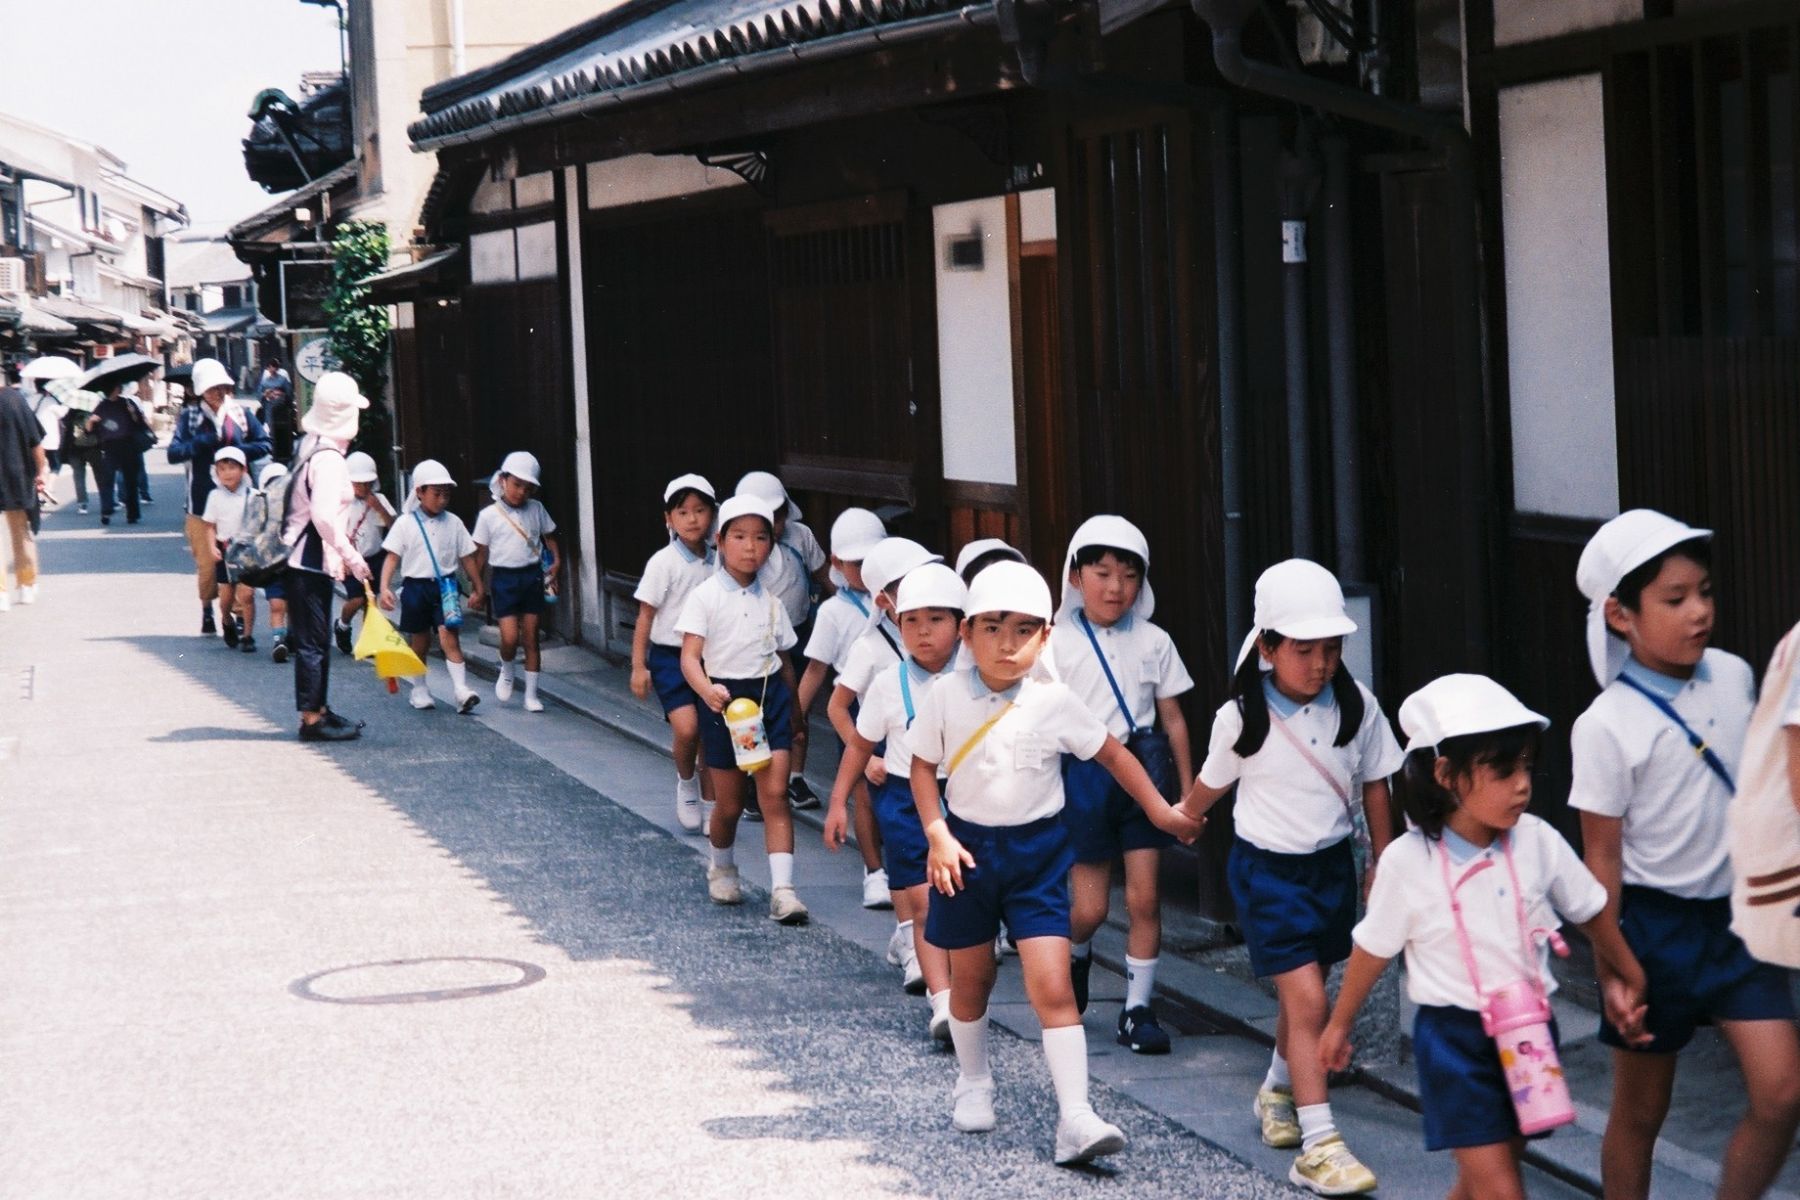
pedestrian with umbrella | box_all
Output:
[47,379,101,514]
[80,354,160,527]
[20,356,78,478]
[167,358,270,636]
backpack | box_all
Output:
[225,447,321,586]
[1729,620,1800,968]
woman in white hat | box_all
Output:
[283,371,375,742]
[472,450,561,713]
[167,357,271,637]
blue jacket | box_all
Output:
[167,401,272,514]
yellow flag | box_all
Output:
[354,586,427,679]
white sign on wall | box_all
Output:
[295,337,339,383]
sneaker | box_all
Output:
[201,608,216,635]
[240,636,257,654]
[1255,1086,1302,1149]
[334,622,354,656]
[1053,1110,1127,1165]
[886,923,908,967]
[18,585,35,605]
[456,690,481,715]
[323,709,365,731]
[271,637,290,664]
[675,780,703,832]
[222,614,240,649]
[495,673,514,702]
[299,719,360,742]
[410,686,435,710]
[100,515,110,526]
[787,776,821,810]
[862,868,892,910]
[523,695,545,713]
[1288,1135,1377,1196]
[1116,1005,1171,1055]
[0,590,10,612]
[1071,950,1093,1015]
[998,928,1017,955]
[769,884,809,925]
[742,801,763,823]
[77,503,87,514]
[951,1075,996,1133]
[707,865,742,905]
[901,942,925,994]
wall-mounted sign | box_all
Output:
[295,336,339,383]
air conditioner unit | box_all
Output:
[0,258,25,294]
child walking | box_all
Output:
[378,459,485,713]
[631,474,719,832]
[1050,515,1194,1055]
[825,562,967,1037]
[334,450,394,655]
[800,506,892,907]
[200,446,256,652]
[1570,510,1800,1200]
[474,451,561,713]
[1179,558,1402,1195]
[258,462,293,662]
[1320,674,1650,1200]
[676,492,808,924]
[908,561,1200,1164]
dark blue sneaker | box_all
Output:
[1117,1005,1171,1055]
[1071,951,1093,1014]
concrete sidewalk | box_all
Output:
[452,625,1797,1199]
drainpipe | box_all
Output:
[1280,127,1319,559]
[1322,133,1363,580]
[449,0,466,76]
[1211,99,1249,649]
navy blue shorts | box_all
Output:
[397,577,444,635]
[926,811,1073,950]
[697,674,795,772]
[489,564,545,619]
[213,542,234,590]
[1227,836,1356,977]
[647,643,698,715]
[874,776,930,890]
[1062,730,1176,864]
[1600,885,1796,1053]
[1415,1005,1562,1151]
[263,576,286,601]
[356,551,387,591]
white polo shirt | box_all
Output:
[473,499,556,569]
[201,481,253,544]
[1199,677,1404,855]
[759,519,827,628]
[346,493,393,559]
[674,573,796,680]
[1049,609,1194,738]
[837,620,906,696]
[1354,816,1605,1012]
[856,657,958,777]
[1569,650,1752,899]
[382,508,477,582]
[804,589,875,671]
[909,668,1109,827]
[634,538,717,648]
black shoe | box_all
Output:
[101,515,111,526]
[1117,1005,1171,1055]
[786,777,821,810]
[240,636,257,654]
[271,637,290,664]
[323,708,365,731]
[1072,951,1093,1015]
[334,622,354,656]
[202,609,217,636]
[299,719,360,742]
[742,797,764,823]
[221,615,239,648]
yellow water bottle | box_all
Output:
[723,696,772,774]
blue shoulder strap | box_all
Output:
[1617,673,1737,794]
[898,659,916,727]
[1076,610,1141,736]
[414,509,446,583]
[843,588,870,617]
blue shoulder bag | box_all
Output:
[1075,610,1176,799]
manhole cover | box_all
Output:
[290,956,546,1005]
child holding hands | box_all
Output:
[474,451,561,712]
[378,459,484,713]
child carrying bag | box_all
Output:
[1730,620,1800,968]
[1075,611,1177,797]
[226,447,320,587]
[414,510,463,630]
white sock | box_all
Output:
[948,1011,991,1082]
[411,679,431,698]
[1040,1024,1093,1119]
[930,989,951,1018]
[768,851,794,890]
[497,658,515,681]
[524,671,540,702]
[896,917,914,943]
[789,770,803,782]
[1265,1047,1292,1091]
[709,844,735,870]
[1070,940,1092,960]
[1124,955,1158,1011]
[447,659,469,693]
[676,773,700,797]
[1298,1102,1336,1149]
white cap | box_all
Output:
[1577,509,1712,686]
[1236,559,1358,669]
[716,492,775,536]
[345,451,379,483]
[301,371,369,440]
[1398,674,1549,757]
[896,563,967,614]
[954,537,1026,580]
[191,358,234,396]
[258,461,289,489]
[498,450,541,487]
[862,537,943,597]
[1059,514,1156,621]
[213,445,247,468]
[966,560,1054,622]
[830,507,886,561]
[664,472,716,504]
[411,459,455,489]
[736,470,801,520]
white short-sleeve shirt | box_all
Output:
[346,493,393,559]
[634,539,717,648]
[472,499,557,569]
[1049,610,1194,739]
[857,657,958,777]
[202,481,253,544]
[381,508,477,581]
[909,669,1110,827]
[759,519,827,628]
[1199,677,1404,855]
[674,574,796,680]
[1569,650,1752,899]
[837,621,906,697]
[1354,816,1605,1011]
[804,589,875,671]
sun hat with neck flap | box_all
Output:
[1235,558,1358,671]
[301,371,369,441]
[1058,513,1155,623]
[1576,508,1712,688]
[1398,674,1549,758]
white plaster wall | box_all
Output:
[932,197,1016,486]
[585,155,748,210]
[515,221,558,281]
[1493,0,1638,48]
[1499,73,1619,520]
[469,229,517,283]
[1019,188,1056,243]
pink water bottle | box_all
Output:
[1483,979,1575,1135]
